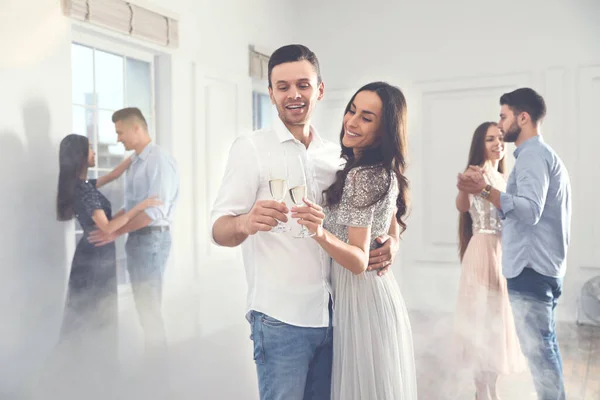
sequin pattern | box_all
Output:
[469,168,507,235]
[324,166,397,248]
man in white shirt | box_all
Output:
[211,44,399,400]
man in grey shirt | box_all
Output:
[90,107,179,353]
[458,88,571,400]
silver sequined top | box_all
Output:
[323,165,398,248]
[469,167,506,235]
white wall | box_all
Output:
[299,0,600,322]
[2,0,599,397]
[0,0,73,394]
[0,0,294,397]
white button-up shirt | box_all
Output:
[210,117,342,327]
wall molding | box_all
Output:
[411,72,532,264]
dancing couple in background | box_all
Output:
[457,88,571,400]
[56,107,179,373]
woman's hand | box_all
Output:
[291,198,325,239]
[134,196,163,212]
[96,155,135,188]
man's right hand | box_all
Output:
[240,200,289,236]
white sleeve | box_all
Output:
[209,136,260,245]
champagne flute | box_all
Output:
[288,154,315,239]
[268,151,290,233]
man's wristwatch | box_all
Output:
[479,184,492,199]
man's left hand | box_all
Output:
[368,234,399,276]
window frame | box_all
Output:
[252,79,273,131]
[70,30,157,292]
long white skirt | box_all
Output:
[331,263,418,400]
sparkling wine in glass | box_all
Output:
[268,152,290,233]
[288,155,315,239]
[289,184,307,205]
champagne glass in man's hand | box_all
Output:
[268,151,291,233]
[288,154,315,239]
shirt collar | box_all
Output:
[514,135,543,158]
[273,116,324,149]
[131,142,154,162]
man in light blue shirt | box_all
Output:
[458,88,571,400]
[90,107,179,354]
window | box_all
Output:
[249,47,274,131]
[71,40,155,289]
[252,78,275,131]
[252,91,273,130]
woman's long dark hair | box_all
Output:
[323,81,410,233]
[458,122,505,260]
[57,134,89,221]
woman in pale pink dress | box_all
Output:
[454,122,525,400]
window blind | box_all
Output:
[62,0,179,48]
[249,46,270,81]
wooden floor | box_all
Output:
[411,311,600,400]
[16,302,600,400]
[560,322,600,400]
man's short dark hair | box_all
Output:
[112,107,148,129]
[500,88,547,124]
[268,44,321,88]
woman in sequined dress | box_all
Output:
[454,122,525,400]
[292,82,417,400]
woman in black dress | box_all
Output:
[56,134,160,351]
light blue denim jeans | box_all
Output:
[249,304,333,400]
[507,267,565,400]
[126,230,171,349]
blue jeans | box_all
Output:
[506,267,565,400]
[126,230,171,349]
[249,308,333,400]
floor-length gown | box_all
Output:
[60,178,118,365]
[324,165,418,400]
[454,167,525,373]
